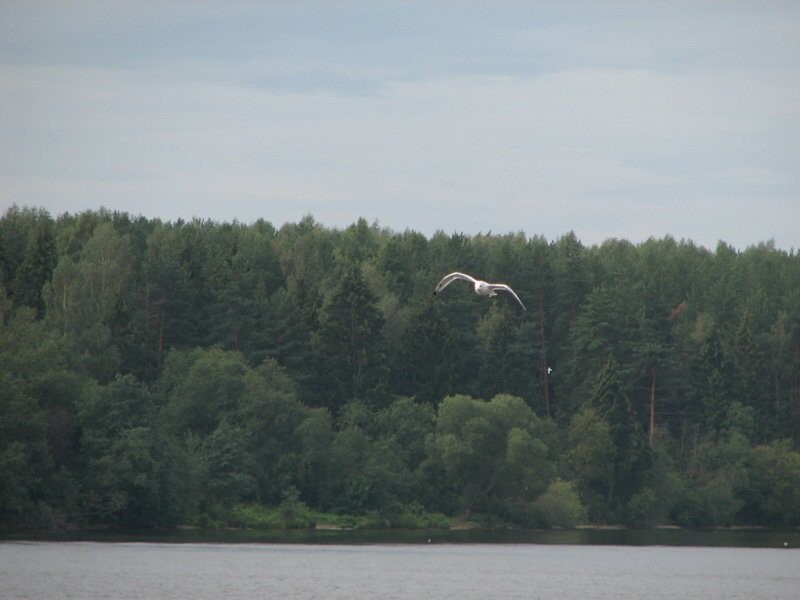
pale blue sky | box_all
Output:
[1,1,798,249]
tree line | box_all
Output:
[1,206,799,530]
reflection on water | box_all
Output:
[1,536,799,600]
[2,526,797,547]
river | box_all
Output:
[1,534,798,599]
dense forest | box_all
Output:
[2,206,799,531]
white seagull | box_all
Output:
[434,272,526,311]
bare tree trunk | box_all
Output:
[158,312,165,366]
[607,465,615,506]
[61,280,69,336]
[791,343,800,411]
[539,289,550,417]
[649,366,656,447]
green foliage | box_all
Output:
[378,503,451,529]
[228,501,449,531]
[430,394,555,516]
[230,502,313,530]
[589,357,653,517]
[323,423,413,514]
[531,479,587,528]
[11,217,56,317]
[159,347,249,437]
[1,206,56,316]
[198,420,258,509]
[230,487,315,529]
[749,440,800,526]
[374,397,435,469]
[562,407,615,521]
[81,426,185,527]
[0,373,51,525]
[2,208,800,530]
[314,268,389,411]
[623,487,658,528]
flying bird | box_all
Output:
[434,272,526,311]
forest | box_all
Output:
[1,205,799,531]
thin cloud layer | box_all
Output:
[1,2,798,249]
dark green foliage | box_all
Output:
[241,358,309,505]
[159,347,249,437]
[1,207,800,530]
[11,218,56,317]
[590,357,653,515]
[392,303,459,405]
[202,222,283,360]
[562,407,616,522]
[314,268,389,411]
[745,439,800,527]
[0,373,51,526]
[429,394,555,516]
[262,286,318,404]
[478,308,541,405]
[1,207,55,312]
[530,479,587,528]
[324,424,412,514]
[196,419,258,510]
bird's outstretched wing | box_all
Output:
[488,283,526,311]
[434,272,477,294]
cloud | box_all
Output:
[1,2,799,250]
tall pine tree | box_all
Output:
[314,268,388,412]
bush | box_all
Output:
[624,487,657,528]
[417,512,451,529]
[229,504,279,528]
[532,479,587,528]
[381,501,451,529]
[278,486,314,528]
[385,510,450,529]
[230,498,314,529]
[355,511,391,529]
[751,440,800,526]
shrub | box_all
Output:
[624,487,658,528]
[230,498,315,529]
[532,479,587,528]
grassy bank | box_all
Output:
[224,503,451,531]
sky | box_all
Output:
[1,1,799,250]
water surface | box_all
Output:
[2,540,798,599]
[3,526,796,547]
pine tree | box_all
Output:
[314,268,388,412]
[11,219,56,317]
[591,357,652,512]
[393,302,458,405]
